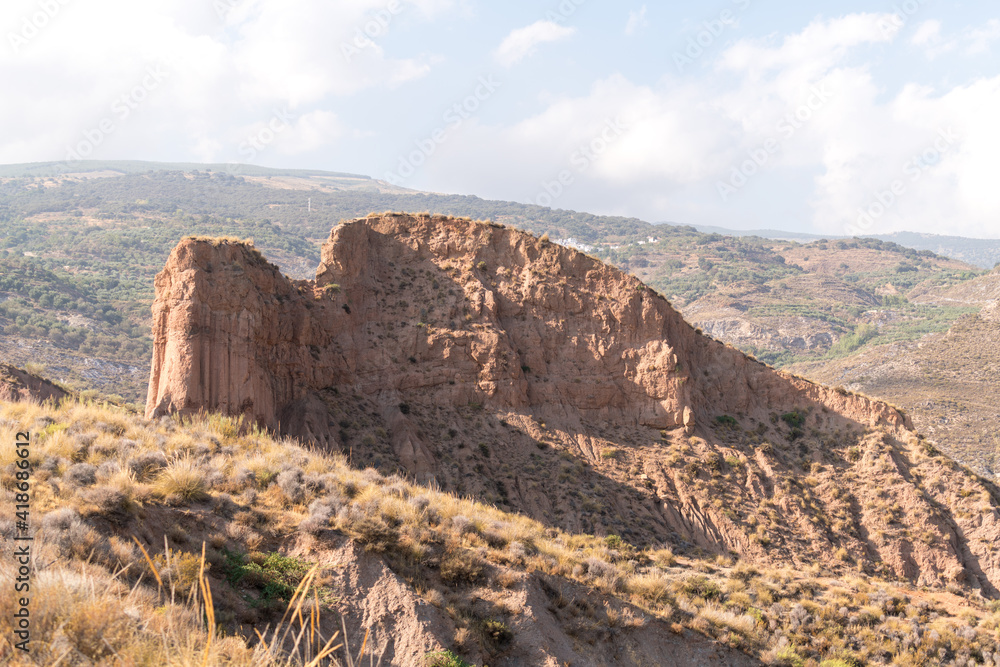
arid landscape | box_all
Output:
[3,198,1000,665]
[2,3,1000,665]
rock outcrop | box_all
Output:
[0,363,68,404]
[147,215,905,436]
[146,214,1000,594]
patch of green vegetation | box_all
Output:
[478,618,513,652]
[714,415,739,428]
[425,650,474,667]
[828,324,879,357]
[681,575,722,601]
[781,412,806,429]
[221,549,312,607]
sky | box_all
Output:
[1,0,999,238]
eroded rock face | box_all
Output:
[147,215,905,436]
[0,363,69,404]
[145,215,1000,593]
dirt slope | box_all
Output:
[0,362,68,403]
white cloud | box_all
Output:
[911,19,1000,59]
[0,0,456,164]
[418,14,1000,238]
[718,13,897,80]
[275,111,345,156]
[911,20,942,47]
[963,19,1000,55]
[625,6,648,36]
[493,20,575,68]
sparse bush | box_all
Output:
[153,458,208,503]
[627,572,672,604]
[151,549,208,596]
[65,462,97,486]
[681,575,722,601]
[651,548,677,568]
[129,450,168,481]
[299,494,344,535]
[343,511,397,552]
[440,546,484,583]
[426,650,474,667]
[41,508,103,560]
[478,618,513,652]
[275,467,305,503]
[604,534,624,550]
[81,486,132,519]
[781,412,806,429]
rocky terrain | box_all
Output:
[0,162,987,403]
[4,394,1000,666]
[4,215,1000,665]
[0,362,68,403]
[147,214,1000,594]
[796,270,1000,478]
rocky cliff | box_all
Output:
[147,214,1000,594]
[0,363,68,404]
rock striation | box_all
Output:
[146,214,1000,593]
[147,214,905,436]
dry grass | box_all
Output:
[3,397,1000,665]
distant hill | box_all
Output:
[0,161,987,400]
[684,223,832,243]
[0,159,369,180]
[678,222,1000,269]
[872,231,1000,270]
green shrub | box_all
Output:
[478,619,513,651]
[775,646,805,667]
[781,412,806,429]
[681,575,721,601]
[222,549,311,606]
[426,650,474,667]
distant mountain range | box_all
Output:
[684,224,1000,269]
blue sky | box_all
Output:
[1,0,999,237]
